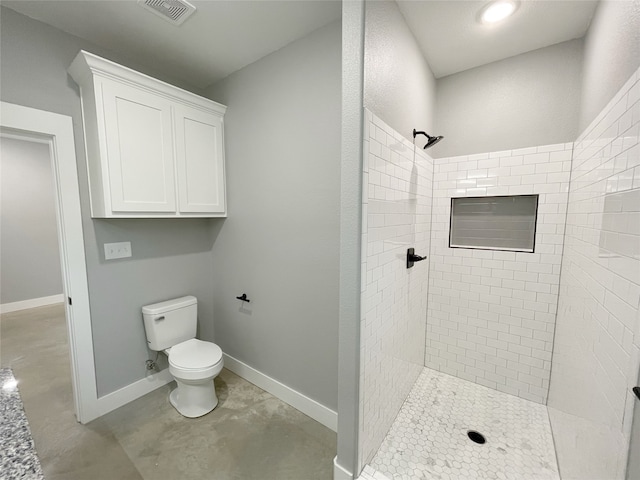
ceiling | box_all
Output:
[1,0,342,89]
[397,0,599,78]
[2,0,600,88]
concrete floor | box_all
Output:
[0,304,336,480]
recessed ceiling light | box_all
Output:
[480,0,518,25]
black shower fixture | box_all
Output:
[413,129,444,149]
[407,248,427,269]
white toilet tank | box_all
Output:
[142,296,198,351]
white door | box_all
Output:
[100,80,176,213]
[174,105,226,214]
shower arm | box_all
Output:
[413,129,428,138]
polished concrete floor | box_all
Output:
[0,304,336,479]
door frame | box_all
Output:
[1,101,99,423]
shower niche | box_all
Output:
[449,194,539,253]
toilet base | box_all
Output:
[169,378,218,418]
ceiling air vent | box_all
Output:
[138,0,196,26]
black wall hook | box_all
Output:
[236,293,250,303]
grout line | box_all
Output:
[545,139,575,406]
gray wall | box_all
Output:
[0,6,215,396]
[0,137,63,304]
[205,21,341,410]
[433,38,584,158]
[580,0,640,131]
[364,0,436,142]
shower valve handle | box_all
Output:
[407,248,427,269]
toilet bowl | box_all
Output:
[142,296,224,418]
[165,338,224,418]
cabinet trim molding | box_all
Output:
[69,50,226,117]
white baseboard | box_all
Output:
[92,354,338,432]
[334,457,354,480]
[96,368,173,417]
[223,353,337,432]
[0,294,65,314]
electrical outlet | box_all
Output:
[104,241,132,260]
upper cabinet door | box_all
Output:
[174,105,226,214]
[100,79,176,213]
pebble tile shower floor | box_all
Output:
[361,368,560,480]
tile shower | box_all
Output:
[359,67,640,480]
[428,142,572,404]
[360,109,433,466]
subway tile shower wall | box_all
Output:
[547,68,640,480]
[426,143,573,404]
[359,110,433,466]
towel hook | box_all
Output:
[236,293,250,303]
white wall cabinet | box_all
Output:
[69,51,227,218]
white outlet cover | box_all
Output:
[104,241,132,260]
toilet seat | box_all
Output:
[169,338,223,373]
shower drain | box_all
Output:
[467,430,486,444]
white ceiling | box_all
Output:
[397,0,599,78]
[2,0,342,89]
[2,0,600,88]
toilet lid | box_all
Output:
[169,339,222,370]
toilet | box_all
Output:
[142,296,223,418]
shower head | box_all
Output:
[413,129,444,149]
[424,135,443,149]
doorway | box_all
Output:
[0,134,74,436]
[0,101,98,423]
[0,137,63,310]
